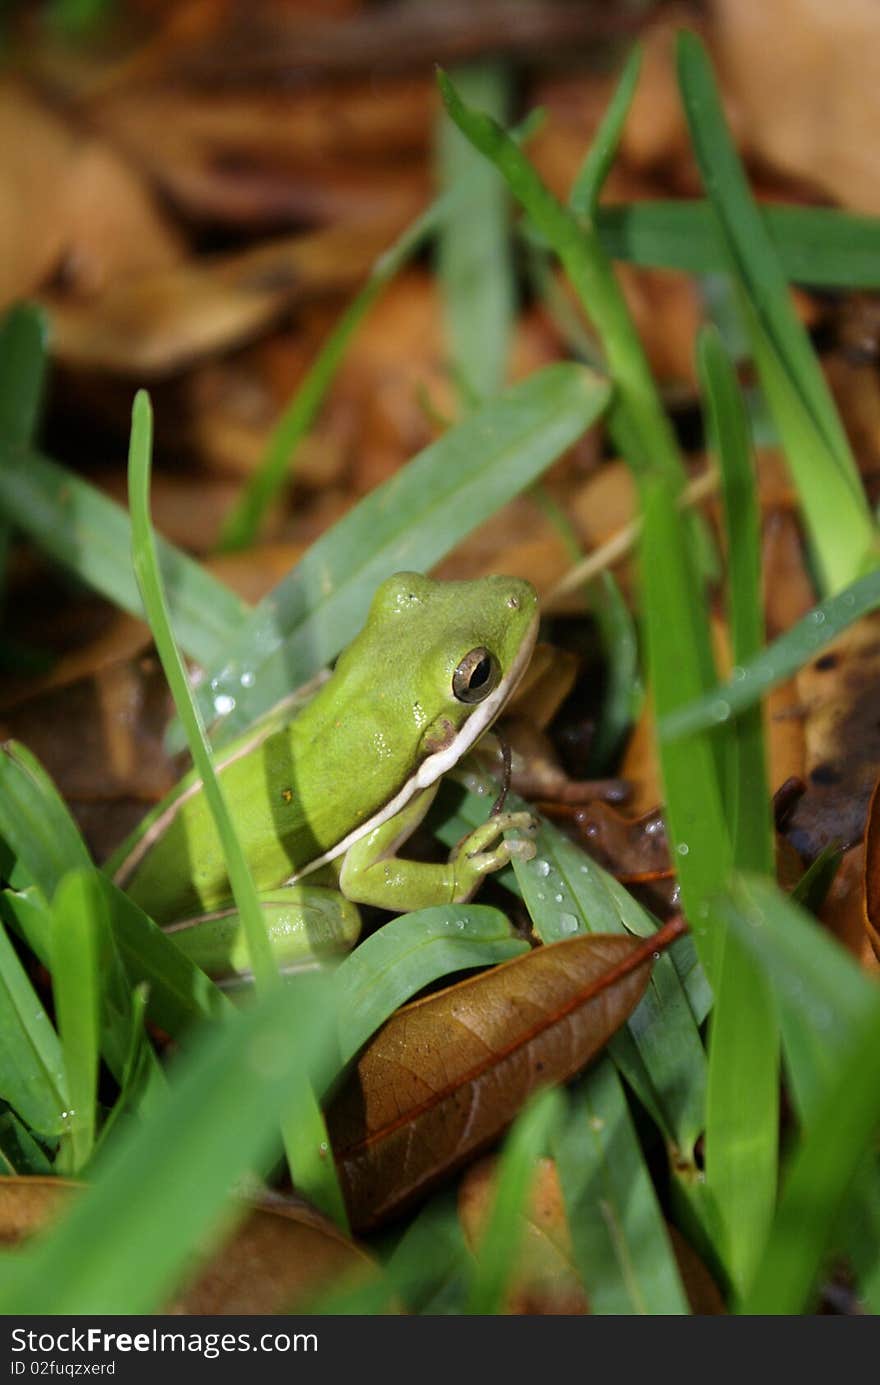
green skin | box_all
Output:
[111,573,539,978]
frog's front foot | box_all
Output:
[451,810,537,896]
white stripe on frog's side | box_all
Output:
[288,611,539,883]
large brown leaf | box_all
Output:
[328,927,677,1231]
[0,1178,377,1314]
[863,774,880,965]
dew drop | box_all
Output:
[214,693,236,716]
[677,842,690,857]
[711,699,731,723]
[240,670,255,688]
[558,913,579,935]
[810,609,826,625]
[534,859,551,877]
[730,665,746,683]
[589,1116,605,1133]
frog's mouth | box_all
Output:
[294,609,540,881]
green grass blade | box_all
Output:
[699,327,772,871]
[554,1057,690,1314]
[0,741,91,895]
[334,904,527,1066]
[0,446,250,669]
[717,875,880,1310]
[739,1008,880,1314]
[0,304,48,448]
[465,1086,565,1315]
[746,317,878,589]
[0,918,67,1138]
[192,363,610,743]
[0,972,337,1314]
[697,329,778,1297]
[659,568,880,740]
[678,33,854,475]
[437,63,514,405]
[101,877,230,1033]
[677,30,878,592]
[438,68,683,490]
[128,392,276,991]
[596,201,880,288]
[0,1107,53,1175]
[50,870,102,1173]
[570,45,642,217]
[128,391,346,1223]
[219,202,447,553]
[641,478,730,985]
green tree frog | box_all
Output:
[109,572,539,981]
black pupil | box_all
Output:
[469,656,491,690]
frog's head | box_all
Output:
[338,571,539,787]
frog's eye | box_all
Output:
[452,647,500,704]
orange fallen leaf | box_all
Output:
[328,921,683,1231]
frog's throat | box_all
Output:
[291,609,540,883]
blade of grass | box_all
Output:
[0,745,172,1105]
[50,870,102,1174]
[0,741,91,894]
[659,567,880,740]
[128,391,346,1226]
[678,33,854,475]
[701,327,772,870]
[640,477,730,986]
[438,67,684,491]
[100,877,231,1033]
[0,1107,53,1175]
[554,1057,690,1314]
[739,1005,880,1314]
[465,1086,566,1314]
[0,445,250,668]
[596,201,880,288]
[717,874,880,1311]
[0,304,48,449]
[698,327,778,1296]
[437,62,514,406]
[570,44,642,217]
[219,198,447,551]
[0,919,67,1138]
[677,30,878,591]
[0,971,337,1315]
[191,362,610,743]
[129,393,276,989]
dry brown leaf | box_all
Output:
[0,81,77,309]
[0,658,176,861]
[784,613,880,860]
[711,0,880,213]
[328,930,668,1231]
[0,1178,377,1313]
[42,219,401,376]
[862,776,880,966]
[90,77,433,229]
